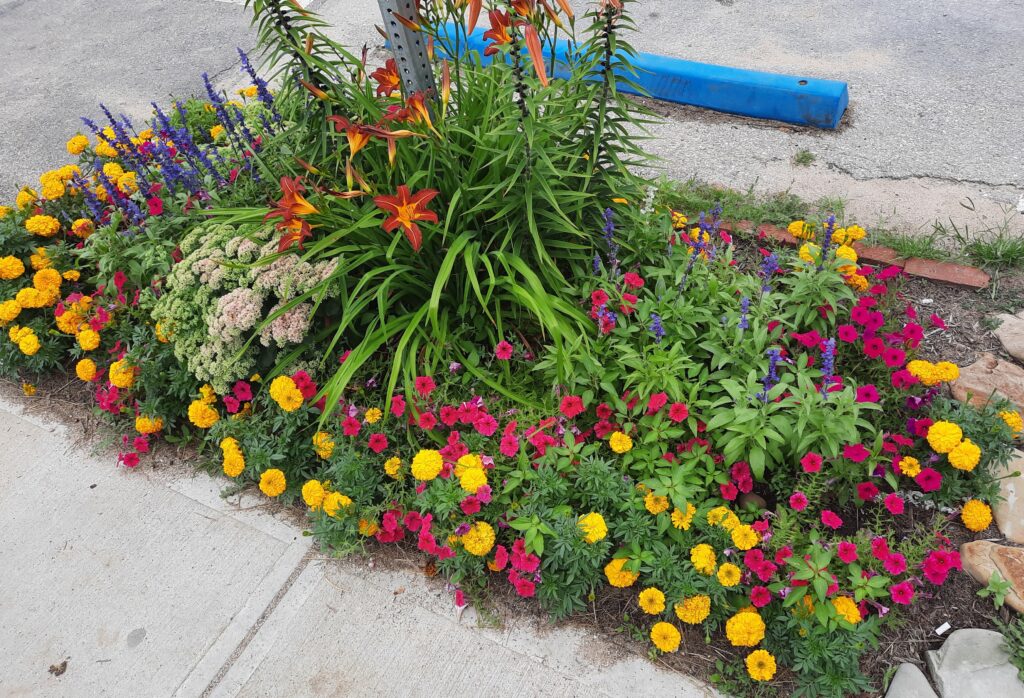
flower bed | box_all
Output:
[1,1,1021,695]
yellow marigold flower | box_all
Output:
[717,562,741,587]
[690,543,717,575]
[604,557,640,588]
[962,499,992,532]
[707,506,731,527]
[220,438,245,477]
[927,421,963,454]
[76,328,100,351]
[72,220,93,242]
[845,224,866,242]
[455,453,483,476]
[56,311,82,334]
[155,322,170,343]
[187,399,220,429]
[17,331,40,355]
[30,247,50,270]
[25,214,61,237]
[608,431,633,454]
[0,256,25,280]
[135,415,164,435]
[798,243,821,265]
[835,244,858,274]
[364,407,383,424]
[15,287,41,309]
[899,456,922,478]
[0,205,10,219]
[933,361,959,382]
[578,512,608,543]
[312,431,335,460]
[302,480,326,510]
[462,521,496,556]
[948,438,981,471]
[259,468,287,498]
[15,188,36,210]
[384,456,402,479]
[238,85,259,98]
[725,610,766,647]
[358,518,379,536]
[459,467,487,493]
[671,503,696,530]
[75,358,97,382]
[411,449,444,481]
[1000,410,1024,436]
[21,382,35,396]
[138,128,154,140]
[210,124,225,140]
[845,273,869,292]
[907,359,941,387]
[108,359,135,389]
[268,375,303,412]
[66,133,89,154]
[0,299,21,325]
[675,595,711,625]
[95,140,118,158]
[323,491,353,517]
[746,649,777,682]
[41,178,65,200]
[650,622,681,653]
[117,171,138,195]
[102,162,124,181]
[638,587,666,614]
[199,384,217,404]
[62,270,80,282]
[787,220,815,240]
[644,491,670,515]
[831,595,861,624]
[731,524,759,551]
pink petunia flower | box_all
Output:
[789,491,809,511]
[883,347,906,368]
[915,468,942,493]
[801,452,823,473]
[368,433,388,453]
[837,324,859,343]
[871,536,890,560]
[668,402,689,422]
[856,482,879,501]
[623,272,645,289]
[884,493,905,515]
[495,341,514,360]
[750,586,771,608]
[418,411,437,430]
[414,375,436,397]
[889,580,914,605]
[560,395,585,419]
[843,443,871,463]
[884,552,907,575]
[855,385,880,403]
[647,391,668,414]
[821,510,843,529]
[837,541,859,564]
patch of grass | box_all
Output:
[793,149,816,166]
[870,227,961,263]
[655,178,808,226]
[994,616,1024,682]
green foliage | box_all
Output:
[978,571,1014,610]
[995,615,1024,681]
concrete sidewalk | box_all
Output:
[0,394,713,697]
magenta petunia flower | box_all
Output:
[821,510,843,529]
[889,580,914,605]
[884,493,905,515]
[668,402,689,423]
[368,433,388,453]
[559,395,585,419]
[495,341,514,360]
[863,337,885,358]
[843,443,871,463]
[801,452,823,473]
[414,375,436,397]
[855,384,880,403]
[884,552,907,575]
[837,324,859,343]
[837,541,859,564]
[882,347,906,368]
[623,272,645,289]
[856,482,879,501]
[871,536,890,560]
[915,468,942,493]
[750,586,771,608]
[418,411,437,430]
[789,491,809,511]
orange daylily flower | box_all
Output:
[371,58,401,98]
[265,176,318,223]
[510,0,535,18]
[466,0,483,32]
[277,218,313,253]
[483,10,513,57]
[373,185,440,252]
[522,24,549,86]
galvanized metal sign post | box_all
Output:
[377,0,437,98]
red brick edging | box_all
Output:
[726,222,991,290]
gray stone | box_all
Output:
[885,663,937,698]
[995,450,1024,544]
[925,629,1024,698]
[994,313,1024,364]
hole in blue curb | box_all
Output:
[798,80,808,86]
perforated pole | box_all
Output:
[377,0,437,98]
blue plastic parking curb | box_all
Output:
[440,24,849,129]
